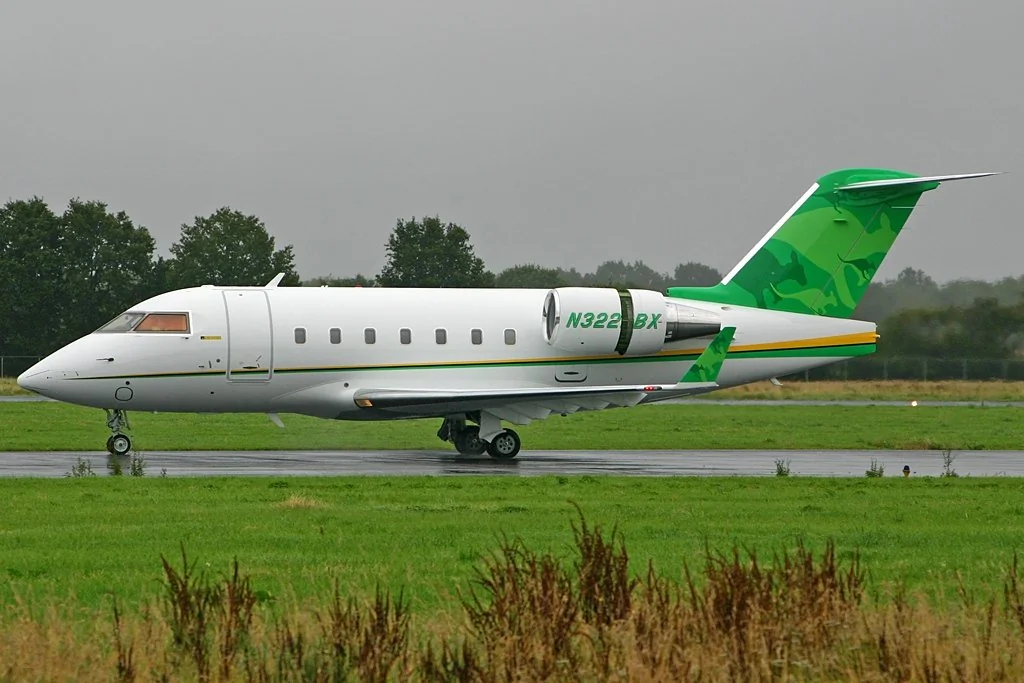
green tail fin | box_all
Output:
[680,326,735,383]
[668,169,996,318]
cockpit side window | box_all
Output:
[97,312,148,332]
[135,313,190,333]
[96,311,191,333]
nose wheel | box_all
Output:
[104,409,133,455]
[106,433,133,456]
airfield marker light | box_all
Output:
[910,400,918,407]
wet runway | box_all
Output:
[3,449,1023,477]
[5,395,1024,408]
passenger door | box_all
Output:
[223,290,273,381]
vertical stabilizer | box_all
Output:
[668,169,997,318]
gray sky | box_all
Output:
[3,0,1021,283]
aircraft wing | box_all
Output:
[351,327,736,425]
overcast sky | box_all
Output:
[3,1,1021,283]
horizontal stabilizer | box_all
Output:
[836,172,1001,191]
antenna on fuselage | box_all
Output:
[265,273,286,287]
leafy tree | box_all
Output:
[672,261,721,287]
[304,274,375,287]
[856,267,943,321]
[0,198,63,356]
[57,199,161,342]
[377,216,493,287]
[878,297,1024,358]
[584,260,668,291]
[495,264,568,288]
[553,267,585,286]
[167,208,299,288]
[0,198,162,358]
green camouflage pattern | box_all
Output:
[680,326,735,383]
[668,168,942,318]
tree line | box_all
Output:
[2,199,1022,361]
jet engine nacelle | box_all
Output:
[542,287,722,356]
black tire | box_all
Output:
[110,434,132,457]
[486,429,521,459]
[454,426,487,455]
[105,436,116,454]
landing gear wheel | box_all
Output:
[486,429,521,459]
[109,434,132,456]
[104,409,132,454]
[454,426,487,455]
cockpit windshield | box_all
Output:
[96,312,190,334]
[97,312,148,332]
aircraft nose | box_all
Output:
[17,362,78,396]
[17,366,49,394]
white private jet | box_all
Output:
[18,168,996,458]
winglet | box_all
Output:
[679,327,736,383]
[265,273,286,287]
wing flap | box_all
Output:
[351,326,737,419]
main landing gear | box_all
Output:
[104,409,133,456]
[437,414,522,459]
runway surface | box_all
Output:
[3,449,1023,477]
[5,395,1024,407]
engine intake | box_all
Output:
[542,287,720,356]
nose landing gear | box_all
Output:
[104,409,133,456]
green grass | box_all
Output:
[2,476,1023,615]
[1,401,1020,451]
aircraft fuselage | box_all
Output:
[19,285,875,420]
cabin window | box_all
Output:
[364,328,376,344]
[330,328,341,344]
[471,328,483,345]
[294,327,306,344]
[504,328,516,345]
[134,312,190,333]
[435,328,447,345]
[400,328,412,344]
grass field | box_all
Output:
[7,497,1024,680]
[1,401,1022,451]
[3,476,1023,615]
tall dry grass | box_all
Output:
[4,514,1024,681]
